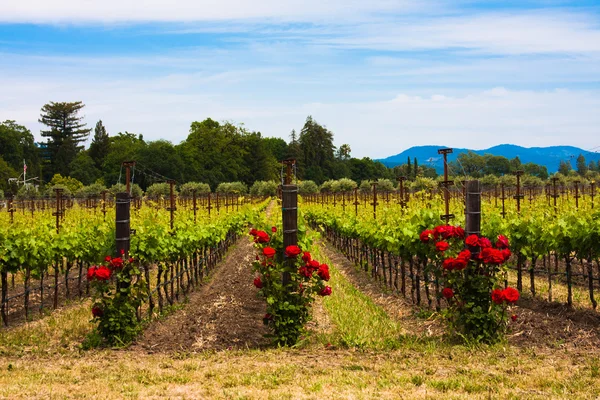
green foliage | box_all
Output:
[16,184,40,200]
[75,183,107,198]
[45,184,72,198]
[0,157,18,194]
[145,183,172,200]
[0,120,41,184]
[298,180,319,195]
[249,181,278,197]
[89,120,110,169]
[179,182,211,196]
[109,183,143,198]
[69,152,102,185]
[216,181,248,194]
[49,174,84,194]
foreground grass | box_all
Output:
[1,346,599,399]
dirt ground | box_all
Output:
[133,235,271,353]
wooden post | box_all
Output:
[500,183,506,218]
[7,195,15,224]
[397,176,407,209]
[552,177,559,214]
[371,182,378,219]
[167,180,176,231]
[513,170,524,214]
[591,181,595,209]
[438,148,454,224]
[115,192,131,259]
[353,187,359,216]
[192,190,198,223]
[122,161,136,195]
[207,192,212,217]
[282,159,298,286]
[102,191,107,222]
[574,180,580,209]
[52,188,64,234]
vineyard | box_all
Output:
[1,175,600,398]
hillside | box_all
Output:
[377,144,600,173]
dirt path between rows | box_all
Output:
[133,236,270,353]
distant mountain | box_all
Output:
[377,144,600,174]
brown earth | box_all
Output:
[133,237,271,353]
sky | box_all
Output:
[0,1,599,159]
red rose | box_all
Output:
[119,249,125,256]
[249,228,258,236]
[318,264,330,281]
[302,251,312,263]
[481,248,505,265]
[501,248,511,262]
[104,256,111,262]
[308,260,320,271]
[255,231,270,243]
[262,247,276,258]
[457,249,471,263]
[271,226,277,233]
[434,225,453,240]
[298,266,312,278]
[491,289,504,305]
[502,287,519,304]
[453,258,467,271]
[319,286,332,296]
[87,266,97,281]
[442,258,456,271]
[496,234,509,249]
[442,287,454,299]
[253,276,263,289]
[285,245,302,258]
[453,226,465,239]
[478,237,492,249]
[419,229,433,243]
[465,234,479,247]
[94,265,111,281]
[511,314,518,322]
[110,257,124,269]
[92,306,103,318]
[435,241,449,252]
[128,257,134,263]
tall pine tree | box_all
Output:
[89,120,110,169]
[39,101,91,180]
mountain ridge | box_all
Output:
[377,144,600,173]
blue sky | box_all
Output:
[1,1,599,158]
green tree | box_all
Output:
[0,120,42,183]
[0,157,18,194]
[413,157,418,179]
[451,151,486,177]
[89,120,110,169]
[483,154,511,176]
[576,154,588,176]
[298,116,336,184]
[558,160,572,175]
[102,132,146,186]
[509,156,522,172]
[69,152,102,185]
[336,144,351,161]
[263,137,288,162]
[137,140,184,188]
[522,162,549,180]
[406,156,412,178]
[39,101,91,180]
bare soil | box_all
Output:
[133,236,271,353]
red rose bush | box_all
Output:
[250,226,331,346]
[87,254,146,346]
[422,225,519,343]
